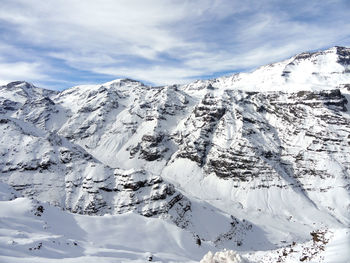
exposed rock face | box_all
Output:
[176,93,226,166]
[68,167,191,220]
[1,46,350,247]
[0,115,189,212]
[199,89,350,182]
[336,46,350,65]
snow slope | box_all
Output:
[0,190,212,262]
[183,46,350,95]
[0,188,348,262]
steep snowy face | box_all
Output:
[183,46,350,94]
[1,114,236,243]
[165,88,350,231]
[0,80,247,246]
[0,81,199,226]
[52,79,191,169]
[0,114,197,220]
[0,81,57,104]
[1,46,350,253]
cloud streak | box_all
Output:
[0,0,350,89]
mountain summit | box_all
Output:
[185,46,350,94]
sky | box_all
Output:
[0,0,350,90]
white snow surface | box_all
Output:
[0,195,210,262]
[1,194,347,263]
[183,46,350,96]
[200,250,247,263]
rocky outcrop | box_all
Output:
[176,93,226,165]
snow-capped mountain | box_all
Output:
[1,46,350,262]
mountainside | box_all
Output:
[1,46,350,262]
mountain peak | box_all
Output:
[102,78,146,87]
[0,81,58,105]
[182,45,350,94]
[5,81,35,89]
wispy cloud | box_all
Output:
[0,60,48,85]
[0,0,349,89]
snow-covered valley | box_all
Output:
[1,46,350,262]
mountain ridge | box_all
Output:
[5,46,350,95]
[1,45,350,262]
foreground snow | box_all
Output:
[200,250,247,263]
[0,191,349,263]
[0,195,210,262]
